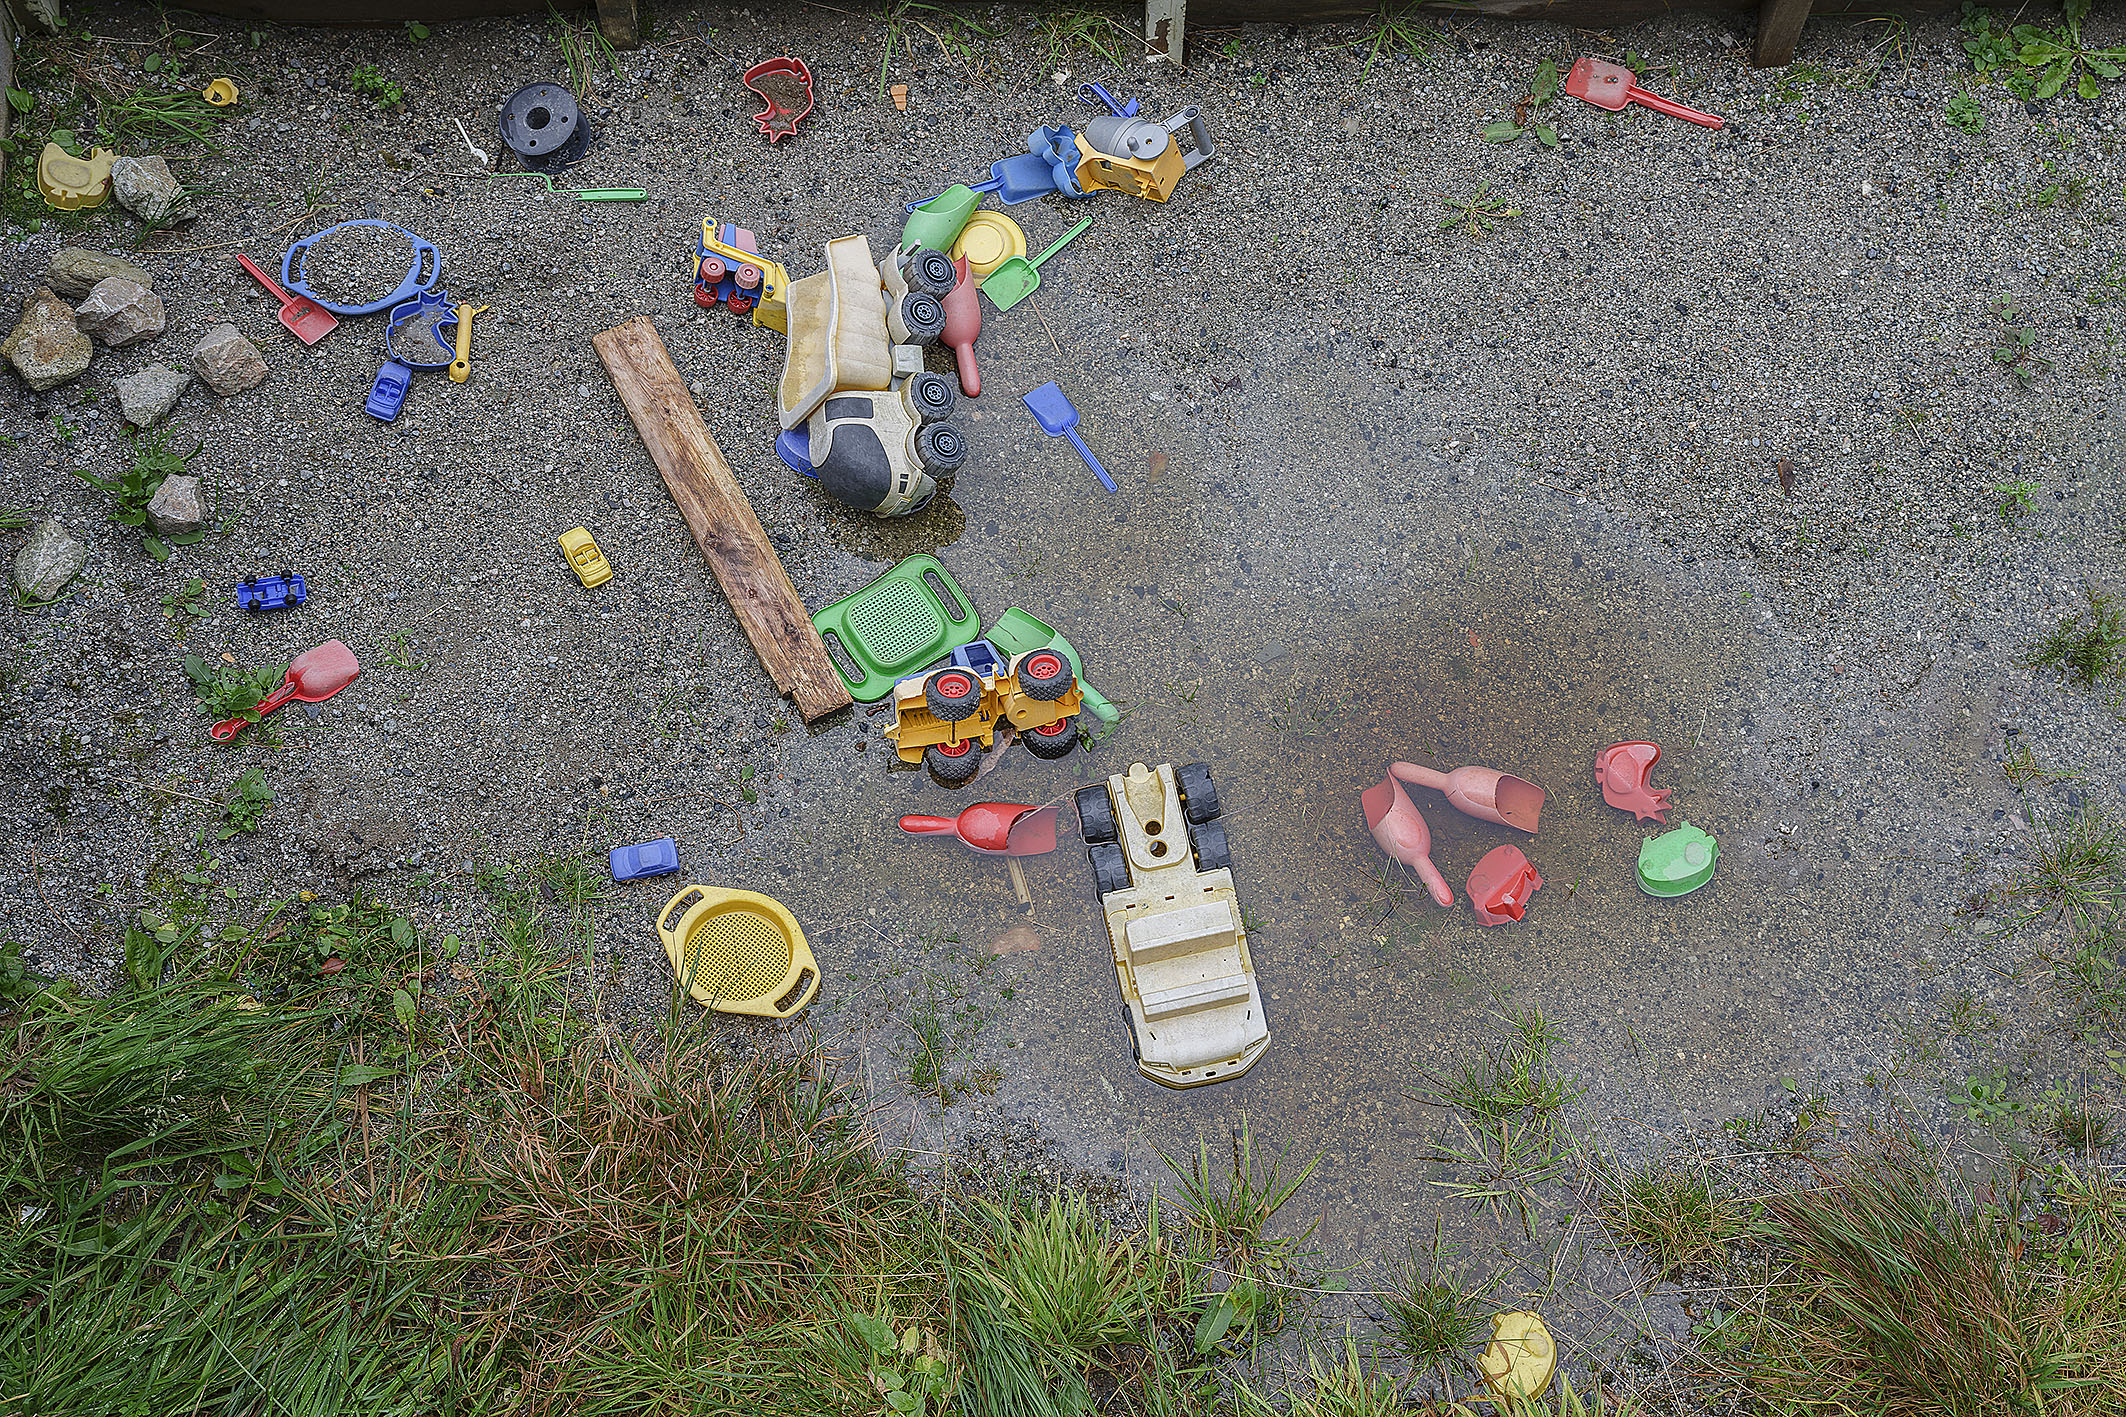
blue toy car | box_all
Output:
[367,360,413,422]
[609,837,681,882]
[237,573,307,613]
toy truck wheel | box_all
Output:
[924,739,982,783]
[906,247,959,297]
[892,291,946,344]
[1075,784,1118,844]
[1188,816,1232,872]
[924,670,984,722]
[1177,762,1221,823]
[1089,841,1131,895]
[903,371,957,426]
[914,424,967,475]
[1021,717,1077,759]
[1015,650,1074,702]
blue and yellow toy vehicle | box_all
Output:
[695,221,792,333]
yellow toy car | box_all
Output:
[557,526,612,587]
[883,642,1080,782]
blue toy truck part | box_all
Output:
[904,126,1086,213]
[281,220,442,317]
[1078,82,1139,117]
[237,573,307,613]
[367,361,414,421]
[609,837,681,882]
[775,426,817,479]
[949,639,1003,678]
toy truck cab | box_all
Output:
[884,641,1081,782]
[1074,762,1267,1088]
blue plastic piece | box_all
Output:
[1078,82,1138,118]
[282,220,442,317]
[904,127,1086,213]
[236,573,307,612]
[366,361,413,421]
[775,426,818,480]
[609,837,681,882]
[385,289,458,368]
[950,639,1003,678]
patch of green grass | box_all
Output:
[1352,3,1442,83]
[1415,1005,1584,1230]
[1380,1218,1494,1376]
[182,651,287,725]
[347,62,406,108]
[1946,90,1986,133]
[1039,7,1131,67]
[159,575,208,624]
[2025,583,2126,688]
[1160,1116,1321,1260]
[1991,297,2050,388]
[1600,1159,1747,1272]
[380,629,428,672]
[1997,803,2124,944]
[1481,58,1562,147]
[215,766,273,840]
[1993,479,2039,522]
[1963,0,2126,103]
[2052,1098,2116,1151]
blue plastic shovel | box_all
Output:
[1023,382,1114,493]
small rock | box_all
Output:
[74,277,166,348]
[45,248,153,298]
[988,925,1042,956]
[146,474,207,536]
[111,156,183,222]
[190,323,268,396]
[3,288,92,391]
[116,365,191,426]
[13,519,87,603]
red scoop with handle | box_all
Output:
[1565,57,1724,130]
[235,252,339,344]
[210,639,360,741]
[900,803,1057,856]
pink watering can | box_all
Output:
[1361,774,1454,907]
[1390,761,1545,832]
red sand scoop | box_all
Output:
[1565,57,1724,130]
[900,803,1058,856]
[210,640,360,742]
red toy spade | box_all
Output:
[1564,57,1724,130]
[940,255,982,398]
[900,802,1058,856]
[1390,761,1544,832]
[1361,775,1454,908]
[209,640,360,742]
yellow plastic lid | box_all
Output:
[952,211,1026,280]
[1478,1311,1556,1401]
[202,79,240,106]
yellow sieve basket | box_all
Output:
[655,885,819,1018]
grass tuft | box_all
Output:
[2025,582,2126,688]
[1160,1116,1321,1258]
[1380,1218,1494,1375]
[1599,1158,1747,1273]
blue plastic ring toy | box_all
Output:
[282,220,442,317]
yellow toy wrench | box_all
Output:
[448,303,489,383]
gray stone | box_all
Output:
[110,156,182,223]
[190,323,268,396]
[116,365,192,427]
[45,248,152,299]
[74,277,166,348]
[145,474,207,536]
[3,288,92,391]
[13,519,86,603]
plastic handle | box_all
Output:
[1179,107,1216,170]
[899,814,960,836]
[1078,681,1121,723]
[1027,216,1094,271]
[1627,86,1724,129]
[1064,429,1115,492]
[235,252,293,306]
[571,187,648,201]
[657,886,706,938]
[208,679,298,742]
[904,177,1002,214]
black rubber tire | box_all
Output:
[906,247,959,297]
[1015,649,1074,702]
[1177,762,1221,824]
[1076,784,1117,844]
[923,669,983,722]
[925,739,981,783]
[914,423,967,475]
[896,291,945,343]
[1188,816,1232,872]
[1021,717,1077,759]
[903,370,956,425]
[1089,841,1131,896]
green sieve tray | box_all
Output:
[811,554,981,703]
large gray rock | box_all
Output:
[3,288,91,391]
[145,474,207,536]
[13,518,86,603]
[111,156,182,223]
[190,324,267,396]
[75,277,166,348]
[46,248,152,298]
[116,365,191,427]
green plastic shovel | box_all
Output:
[981,217,1091,312]
[986,607,1119,722]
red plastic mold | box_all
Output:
[1596,741,1672,824]
[1467,844,1542,926]
[742,57,814,143]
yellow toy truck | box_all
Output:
[1074,762,1268,1088]
[883,640,1080,783]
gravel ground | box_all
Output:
[3,1,2124,1400]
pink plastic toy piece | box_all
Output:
[1467,845,1542,926]
[1362,775,1454,908]
[941,255,982,397]
[741,57,815,143]
[1564,57,1724,130]
[1596,741,1671,824]
[900,803,1056,856]
[1390,761,1545,832]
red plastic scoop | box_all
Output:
[1596,741,1672,823]
[1564,57,1724,130]
[900,802,1057,856]
[210,640,360,741]
[1390,761,1544,832]
[1468,845,1542,926]
[941,255,981,398]
[235,252,338,344]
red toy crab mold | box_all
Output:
[1596,741,1672,824]
[742,57,814,143]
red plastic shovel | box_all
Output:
[235,252,339,344]
[1564,57,1724,130]
[900,803,1058,856]
[210,640,360,741]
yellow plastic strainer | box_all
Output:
[656,885,819,1018]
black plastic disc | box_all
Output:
[499,83,590,170]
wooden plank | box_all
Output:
[1752,0,1812,68]
[593,0,638,48]
[592,316,852,723]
